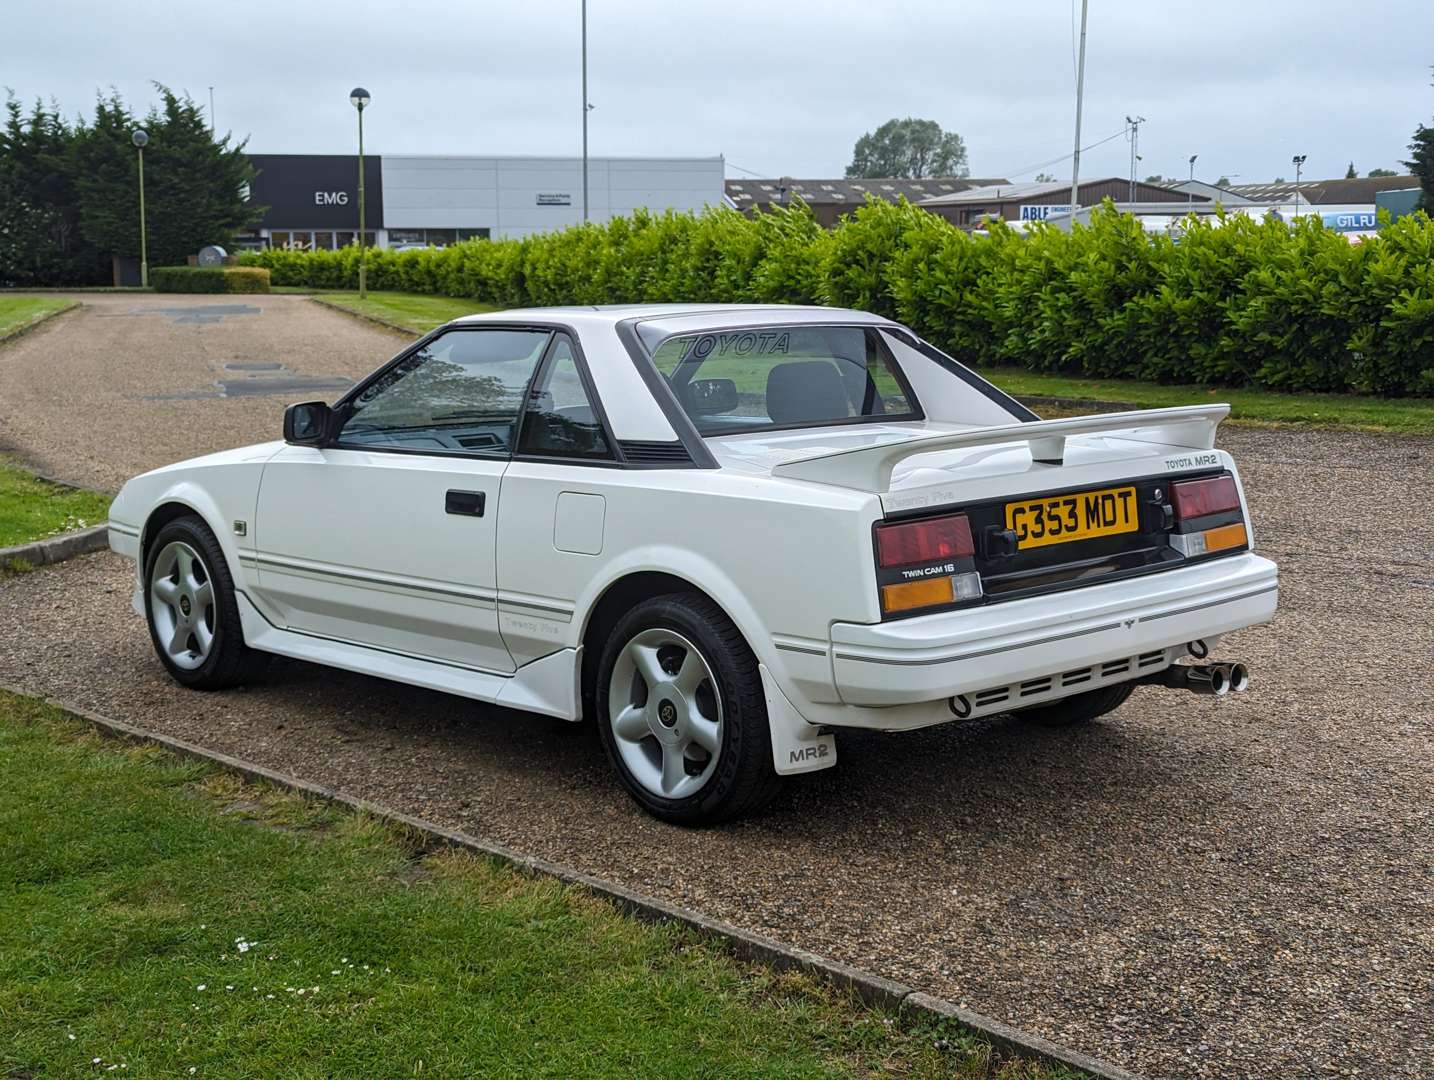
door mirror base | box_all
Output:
[284,401,333,446]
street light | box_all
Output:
[1291,154,1307,220]
[350,87,371,299]
[581,0,590,222]
[1188,153,1198,211]
[132,129,149,288]
[1069,0,1090,212]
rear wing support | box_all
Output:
[770,405,1230,493]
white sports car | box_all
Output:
[108,304,1278,823]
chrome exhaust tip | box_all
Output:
[1185,664,1230,696]
[1223,662,1251,692]
[1144,663,1231,695]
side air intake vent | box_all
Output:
[618,440,694,466]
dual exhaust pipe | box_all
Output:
[1143,660,1251,697]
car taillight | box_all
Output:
[875,514,974,568]
[1171,475,1241,520]
[1170,475,1247,556]
[874,513,982,615]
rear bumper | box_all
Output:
[830,552,1277,706]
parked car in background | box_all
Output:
[108,305,1278,823]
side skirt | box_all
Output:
[235,593,579,720]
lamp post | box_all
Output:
[132,129,149,288]
[1069,0,1090,213]
[581,0,592,223]
[1187,154,1198,211]
[1291,154,1307,220]
[350,87,371,299]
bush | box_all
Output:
[236,204,1434,397]
[150,265,271,294]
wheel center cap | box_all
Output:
[179,595,192,617]
[657,699,678,728]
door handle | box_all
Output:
[445,489,486,517]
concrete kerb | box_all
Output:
[12,688,1145,1080]
[0,300,81,348]
[0,524,109,571]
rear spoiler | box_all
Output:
[770,404,1230,493]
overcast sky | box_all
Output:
[5,0,1430,185]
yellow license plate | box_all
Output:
[1005,486,1139,550]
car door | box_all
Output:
[252,326,553,674]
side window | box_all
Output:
[517,336,612,459]
[336,329,550,454]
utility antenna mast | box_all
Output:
[1125,115,1145,201]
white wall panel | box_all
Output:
[380,155,723,238]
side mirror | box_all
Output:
[284,401,332,446]
[687,378,738,415]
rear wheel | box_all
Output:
[1016,682,1135,727]
[596,594,781,825]
[144,516,267,690]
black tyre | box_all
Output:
[1015,682,1135,727]
[595,593,781,825]
[143,515,268,691]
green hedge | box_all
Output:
[239,202,1434,396]
[150,265,271,294]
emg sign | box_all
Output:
[1020,204,1073,222]
[314,191,350,206]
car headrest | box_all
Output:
[765,361,851,424]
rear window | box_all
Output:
[647,326,920,435]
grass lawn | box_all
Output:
[0,456,111,550]
[0,296,76,339]
[980,367,1434,435]
[314,291,495,334]
[0,691,1070,1079]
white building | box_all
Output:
[242,153,726,249]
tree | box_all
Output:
[1033,172,1056,183]
[1368,168,1400,177]
[1215,176,1232,186]
[1345,162,1358,179]
[69,85,262,266]
[1406,102,1434,208]
[1143,174,1168,184]
[0,97,104,285]
[846,118,969,179]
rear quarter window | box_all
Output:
[648,326,919,434]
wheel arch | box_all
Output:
[138,485,245,585]
[140,500,206,565]
[577,570,752,720]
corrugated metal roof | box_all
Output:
[724,177,1008,205]
[1227,175,1418,205]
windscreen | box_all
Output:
[647,326,919,435]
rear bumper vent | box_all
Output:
[617,440,694,466]
[951,649,1174,722]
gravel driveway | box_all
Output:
[0,293,404,490]
[2,300,1431,1078]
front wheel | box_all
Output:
[595,594,781,825]
[144,516,268,690]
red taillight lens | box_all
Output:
[875,514,974,568]
[1171,475,1241,520]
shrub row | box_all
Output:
[151,265,271,294]
[239,202,1434,396]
